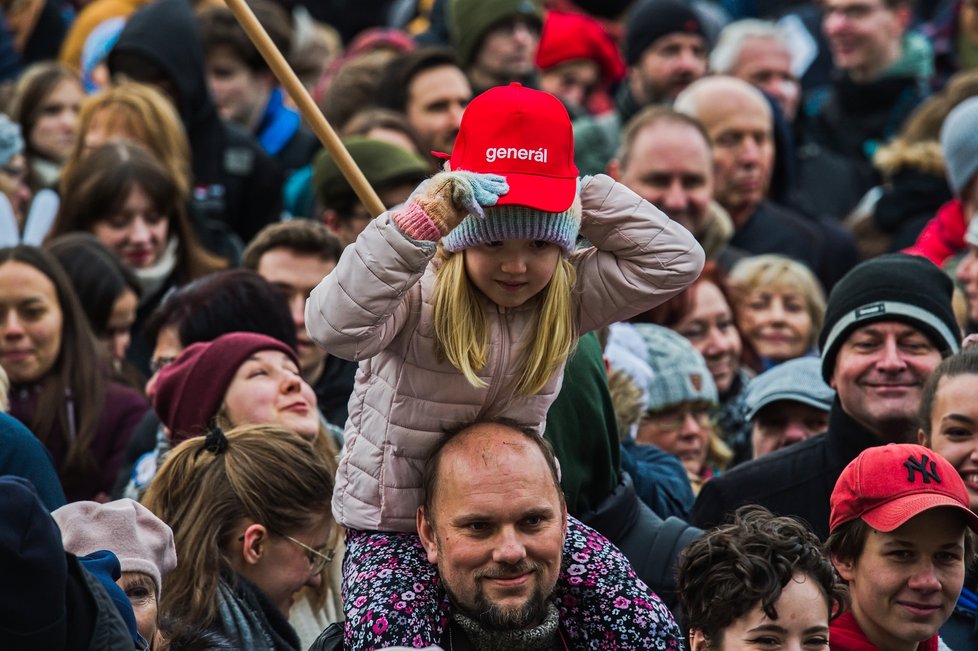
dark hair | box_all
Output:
[45,233,140,338]
[828,516,977,568]
[320,50,396,132]
[50,141,226,282]
[679,506,848,645]
[241,220,343,271]
[0,246,105,494]
[197,1,292,73]
[420,418,562,517]
[7,61,81,164]
[918,350,978,443]
[143,269,296,351]
[341,107,427,158]
[375,47,462,113]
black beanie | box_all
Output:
[624,0,707,67]
[819,254,960,382]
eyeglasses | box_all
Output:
[237,530,335,574]
[281,533,335,574]
[640,404,713,433]
[149,355,178,375]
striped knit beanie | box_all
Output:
[442,199,582,254]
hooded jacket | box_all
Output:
[108,0,283,245]
[903,198,966,267]
[306,174,705,532]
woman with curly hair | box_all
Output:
[679,505,848,650]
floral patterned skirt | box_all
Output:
[342,516,683,649]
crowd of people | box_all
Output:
[1,0,978,649]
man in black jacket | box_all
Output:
[691,254,960,539]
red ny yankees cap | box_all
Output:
[434,82,578,213]
[829,443,978,534]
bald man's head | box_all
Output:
[674,76,774,225]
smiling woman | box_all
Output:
[7,61,83,191]
[679,505,848,651]
[917,350,978,648]
[47,140,226,373]
[728,254,826,372]
[0,245,148,501]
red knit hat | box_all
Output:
[152,332,299,444]
[830,443,978,534]
[535,11,625,87]
[436,82,578,213]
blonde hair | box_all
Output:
[64,82,192,199]
[432,248,578,396]
[728,254,826,346]
[142,424,334,627]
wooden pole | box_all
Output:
[224,0,386,218]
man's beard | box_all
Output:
[641,72,697,105]
[445,561,553,631]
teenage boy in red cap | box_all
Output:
[827,443,978,651]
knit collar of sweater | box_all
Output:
[450,602,562,651]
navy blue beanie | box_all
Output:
[624,0,707,66]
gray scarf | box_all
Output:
[215,579,279,651]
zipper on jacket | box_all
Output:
[480,304,512,413]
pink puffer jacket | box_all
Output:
[305,174,705,532]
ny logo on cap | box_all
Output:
[903,453,941,484]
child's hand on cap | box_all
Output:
[411,171,509,236]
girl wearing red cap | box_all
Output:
[306,83,704,648]
[826,443,978,651]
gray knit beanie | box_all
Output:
[940,96,978,196]
[0,114,24,168]
[632,323,718,411]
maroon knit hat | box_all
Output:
[152,332,299,444]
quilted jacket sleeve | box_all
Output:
[304,211,437,361]
[571,174,705,333]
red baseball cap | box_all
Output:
[435,82,578,213]
[829,443,978,534]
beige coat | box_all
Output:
[305,174,705,532]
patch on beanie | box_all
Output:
[854,302,886,319]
